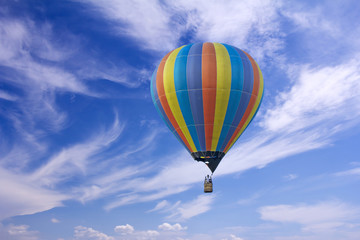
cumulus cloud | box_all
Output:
[158,223,187,231]
[74,226,114,240]
[114,224,134,235]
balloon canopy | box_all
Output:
[150,42,263,173]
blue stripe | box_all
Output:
[187,43,206,151]
[220,49,253,151]
[174,44,201,151]
[152,66,190,153]
[236,48,254,94]
[216,44,244,151]
[155,99,190,153]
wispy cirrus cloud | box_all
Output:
[79,0,284,62]
[78,0,183,52]
[30,116,125,187]
[166,194,215,221]
[335,168,360,177]
[0,166,69,220]
[0,116,124,220]
[147,195,215,222]
[258,200,360,234]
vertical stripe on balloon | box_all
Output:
[174,44,201,151]
[240,62,264,136]
[187,43,206,151]
[224,50,261,153]
[216,44,244,151]
[156,51,194,152]
[152,64,189,152]
[211,43,231,151]
[219,48,253,151]
[163,46,197,152]
[202,42,217,151]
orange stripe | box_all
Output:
[156,51,193,152]
[202,42,217,151]
[224,51,260,152]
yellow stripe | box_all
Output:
[163,46,197,152]
[225,62,264,153]
[211,43,232,151]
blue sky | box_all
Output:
[1,0,360,239]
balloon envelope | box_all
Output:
[151,42,263,172]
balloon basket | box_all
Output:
[204,182,213,193]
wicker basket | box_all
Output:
[204,182,213,193]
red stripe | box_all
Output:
[202,42,217,151]
[156,51,193,152]
[224,51,260,152]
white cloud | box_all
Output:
[282,6,339,36]
[51,218,60,223]
[80,0,284,62]
[0,166,69,221]
[104,185,191,211]
[158,223,187,231]
[167,194,215,221]
[284,174,298,181]
[221,234,244,240]
[114,224,134,235]
[175,0,283,60]
[74,226,114,240]
[335,168,360,177]
[0,224,39,240]
[0,90,18,101]
[262,61,360,133]
[147,200,171,213]
[0,115,126,220]
[258,201,360,232]
[80,0,183,52]
[0,18,88,93]
[144,230,159,237]
[30,117,124,187]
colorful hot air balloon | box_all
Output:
[150,42,263,174]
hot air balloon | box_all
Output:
[150,42,263,192]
